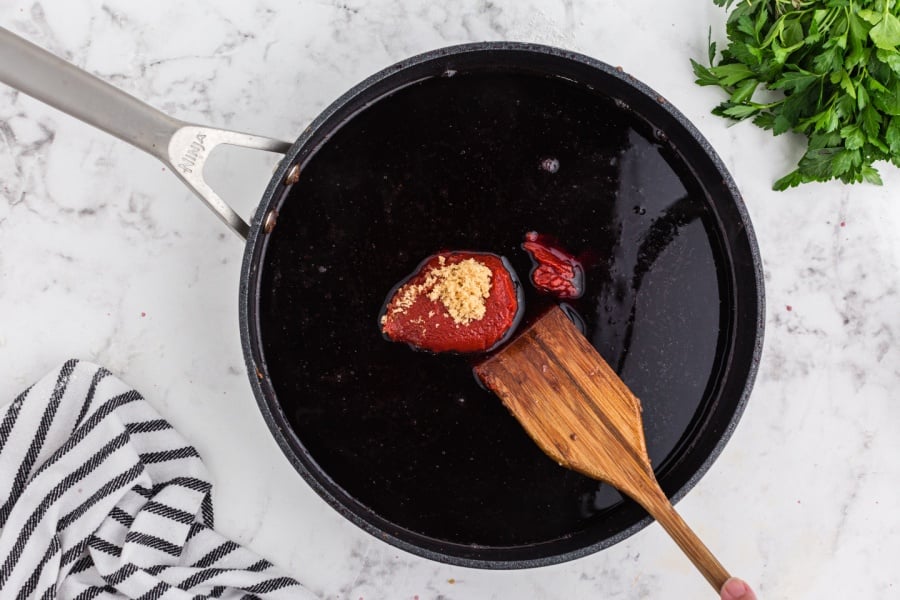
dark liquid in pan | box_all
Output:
[258,71,726,546]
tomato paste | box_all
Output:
[522,231,584,299]
[380,252,522,353]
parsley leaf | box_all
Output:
[696,0,900,189]
[869,12,900,50]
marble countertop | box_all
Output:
[2,1,898,598]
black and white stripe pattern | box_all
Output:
[0,360,315,600]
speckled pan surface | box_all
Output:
[238,42,764,569]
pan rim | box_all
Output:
[238,40,765,569]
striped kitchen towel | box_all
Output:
[0,359,317,600]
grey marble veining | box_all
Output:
[2,1,899,598]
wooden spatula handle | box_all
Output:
[640,488,730,592]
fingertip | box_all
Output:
[720,577,756,600]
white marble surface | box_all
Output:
[1,1,899,598]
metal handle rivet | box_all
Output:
[263,210,278,234]
[285,164,301,185]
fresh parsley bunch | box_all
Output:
[693,0,900,190]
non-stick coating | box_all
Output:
[240,43,764,569]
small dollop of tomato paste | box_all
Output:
[380,252,522,353]
[522,231,584,299]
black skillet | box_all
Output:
[0,29,764,569]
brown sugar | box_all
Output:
[390,256,493,326]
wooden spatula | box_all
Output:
[474,306,730,592]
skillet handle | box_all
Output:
[165,128,292,238]
[0,26,292,239]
